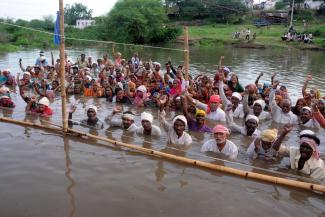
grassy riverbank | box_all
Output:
[185,23,325,50]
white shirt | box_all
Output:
[201,139,238,160]
[269,89,298,124]
[301,119,320,129]
[279,146,325,179]
[196,100,226,122]
[165,124,191,147]
[226,111,260,138]
[247,139,278,160]
[136,125,162,137]
[219,81,244,119]
[107,118,138,133]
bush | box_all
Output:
[294,10,315,22]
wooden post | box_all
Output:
[184,26,189,81]
[59,0,68,132]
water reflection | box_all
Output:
[63,137,76,217]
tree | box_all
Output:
[164,0,247,22]
[64,3,93,25]
[100,0,180,44]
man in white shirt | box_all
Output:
[136,112,161,137]
[159,110,192,148]
[299,106,320,128]
[226,112,260,138]
[189,95,226,122]
[269,81,298,124]
[219,79,244,119]
[105,106,138,133]
[276,130,325,179]
[201,124,238,160]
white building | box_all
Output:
[303,1,323,10]
[75,19,95,29]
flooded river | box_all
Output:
[0,45,325,217]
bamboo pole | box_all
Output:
[59,0,68,132]
[1,116,324,194]
[184,26,189,81]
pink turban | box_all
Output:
[212,124,230,134]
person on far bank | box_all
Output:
[201,124,238,160]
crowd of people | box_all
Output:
[281,31,313,44]
[0,50,324,179]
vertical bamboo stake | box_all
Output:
[59,0,68,132]
[184,26,189,81]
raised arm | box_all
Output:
[255,72,263,86]
[302,75,312,96]
[19,58,26,72]
[181,96,194,123]
[219,79,230,106]
[272,124,292,152]
[312,101,325,129]
[269,80,280,110]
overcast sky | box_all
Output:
[0,0,119,20]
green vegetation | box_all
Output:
[98,0,180,44]
[64,3,93,25]
[0,0,324,52]
[165,0,247,22]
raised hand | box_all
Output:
[306,74,312,81]
[113,105,122,114]
[272,80,280,89]
[283,124,293,134]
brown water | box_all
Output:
[0,46,325,217]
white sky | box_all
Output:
[0,0,119,20]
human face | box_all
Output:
[299,142,313,160]
[209,102,219,112]
[87,108,97,119]
[214,132,227,144]
[281,100,291,114]
[253,103,262,116]
[245,119,258,136]
[261,140,273,151]
[38,104,46,112]
[122,117,133,129]
[136,90,144,98]
[141,120,152,131]
[173,119,185,137]
[196,114,205,125]
[173,80,178,88]
[105,88,112,96]
[300,109,311,123]
[117,90,124,100]
[231,75,237,84]
[231,96,240,106]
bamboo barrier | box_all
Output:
[184,26,189,81]
[59,0,68,132]
[0,116,324,194]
